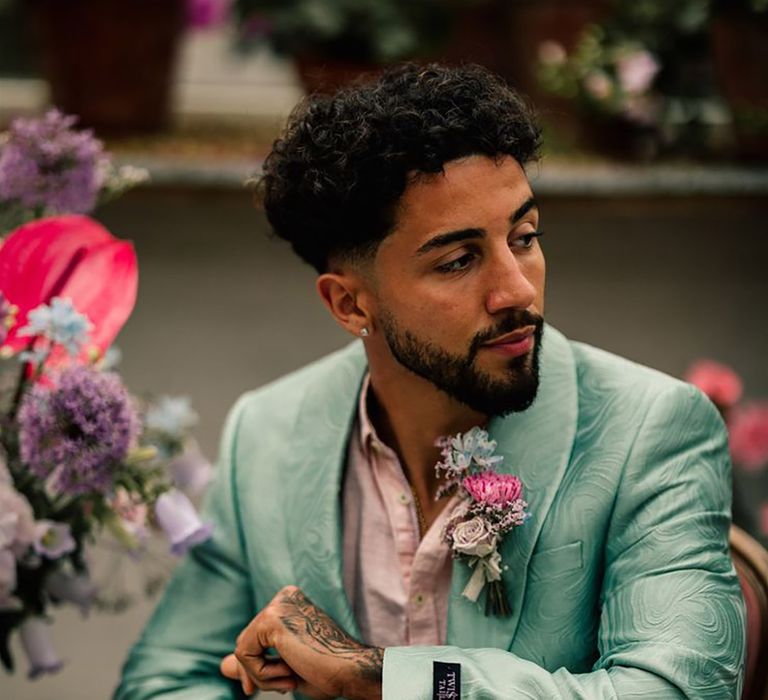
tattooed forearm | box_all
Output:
[279,589,383,682]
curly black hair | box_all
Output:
[259,63,541,273]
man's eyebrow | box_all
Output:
[415,227,484,256]
[414,196,538,257]
[511,196,538,225]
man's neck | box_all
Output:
[366,360,487,503]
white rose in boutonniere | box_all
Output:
[452,517,497,557]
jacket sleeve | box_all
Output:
[383,385,746,699]
[114,396,254,700]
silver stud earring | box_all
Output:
[360,327,370,337]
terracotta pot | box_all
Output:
[711,13,768,160]
[294,55,382,95]
[31,0,185,134]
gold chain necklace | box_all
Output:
[409,483,427,538]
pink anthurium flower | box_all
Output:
[0,215,138,358]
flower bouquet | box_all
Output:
[0,215,214,678]
[685,360,768,545]
[0,109,148,235]
[0,112,212,677]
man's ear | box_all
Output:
[316,271,372,338]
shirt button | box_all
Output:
[398,492,410,505]
[412,593,426,606]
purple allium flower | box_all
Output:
[0,109,108,214]
[18,365,139,496]
[33,520,76,559]
[154,488,213,556]
[19,617,64,679]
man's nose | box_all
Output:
[484,249,537,315]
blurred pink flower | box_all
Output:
[111,488,150,545]
[760,503,768,536]
[685,360,743,409]
[584,71,613,101]
[616,49,660,95]
[187,0,231,29]
[538,40,567,66]
[462,471,522,507]
[729,402,768,470]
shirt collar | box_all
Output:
[357,372,385,459]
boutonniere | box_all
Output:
[435,426,530,617]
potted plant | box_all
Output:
[710,0,768,159]
[27,0,187,134]
[232,0,476,93]
[537,0,726,160]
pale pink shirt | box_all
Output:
[342,375,459,648]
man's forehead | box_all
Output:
[390,155,535,243]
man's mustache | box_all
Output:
[467,311,544,362]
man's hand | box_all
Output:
[220,585,383,700]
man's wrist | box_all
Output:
[342,646,384,700]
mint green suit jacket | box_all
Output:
[116,326,745,699]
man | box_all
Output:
[116,64,745,699]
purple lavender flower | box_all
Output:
[0,109,108,214]
[154,488,213,556]
[18,365,139,496]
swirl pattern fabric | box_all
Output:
[115,326,745,700]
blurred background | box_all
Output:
[0,0,766,698]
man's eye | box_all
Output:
[436,253,475,273]
[512,231,544,249]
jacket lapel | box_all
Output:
[446,324,578,650]
[285,343,367,640]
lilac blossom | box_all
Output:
[19,617,64,679]
[18,365,139,496]
[19,296,92,357]
[0,109,109,215]
[33,521,76,559]
[154,488,213,556]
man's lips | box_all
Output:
[482,326,536,357]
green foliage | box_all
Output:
[233,0,474,63]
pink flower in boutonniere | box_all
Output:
[463,471,522,507]
[435,427,530,618]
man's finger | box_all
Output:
[219,653,239,680]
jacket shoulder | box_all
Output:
[570,340,695,404]
[224,341,365,447]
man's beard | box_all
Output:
[379,310,544,417]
